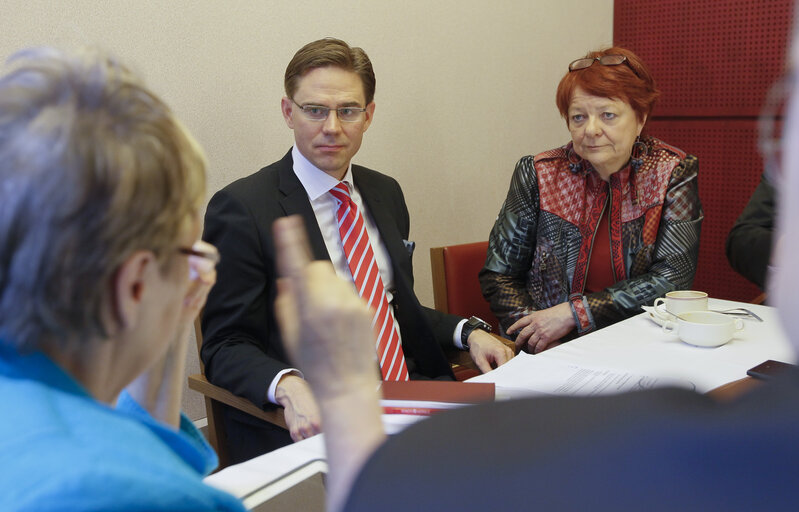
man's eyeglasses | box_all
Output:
[178,245,220,266]
[291,100,367,123]
[568,54,641,78]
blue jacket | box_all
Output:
[0,342,245,511]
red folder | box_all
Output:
[379,380,495,416]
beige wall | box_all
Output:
[1,0,612,419]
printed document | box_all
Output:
[468,353,695,399]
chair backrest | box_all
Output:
[430,241,499,333]
[189,314,286,470]
[190,313,230,468]
[193,315,205,370]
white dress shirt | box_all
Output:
[291,146,396,297]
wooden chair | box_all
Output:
[430,241,511,380]
[430,241,499,333]
[187,316,286,470]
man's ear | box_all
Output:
[362,101,375,132]
[281,97,295,129]
[110,251,154,333]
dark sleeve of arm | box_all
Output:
[200,187,291,407]
[725,173,775,290]
[421,305,462,349]
[479,156,539,334]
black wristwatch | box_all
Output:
[461,316,492,349]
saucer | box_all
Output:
[641,305,668,327]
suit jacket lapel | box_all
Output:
[276,152,331,261]
[353,167,413,283]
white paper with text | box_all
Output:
[467,352,695,399]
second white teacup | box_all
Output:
[653,290,708,320]
[661,310,744,347]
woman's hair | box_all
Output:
[0,47,206,351]
[556,46,660,124]
[284,37,376,105]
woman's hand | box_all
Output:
[180,240,219,325]
[508,302,575,354]
[124,241,219,428]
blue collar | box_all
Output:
[0,340,92,399]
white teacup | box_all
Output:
[661,310,744,347]
[653,290,708,321]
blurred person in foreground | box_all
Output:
[0,48,243,511]
[274,46,799,512]
[480,47,703,354]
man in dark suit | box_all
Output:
[201,38,512,463]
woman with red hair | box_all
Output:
[480,47,703,354]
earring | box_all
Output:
[567,147,583,173]
[630,136,648,172]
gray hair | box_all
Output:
[0,47,206,352]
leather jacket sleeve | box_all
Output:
[479,156,540,334]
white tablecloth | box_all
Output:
[499,298,795,394]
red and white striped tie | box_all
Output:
[329,182,409,381]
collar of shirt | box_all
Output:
[289,146,395,295]
[0,341,90,400]
[291,145,353,200]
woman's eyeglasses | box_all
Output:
[568,54,641,78]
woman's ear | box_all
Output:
[109,251,154,333]
[637,113,649,135]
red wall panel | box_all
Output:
[615,0,793,117]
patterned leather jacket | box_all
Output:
[480,136,703,336]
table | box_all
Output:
[527,298,794,393]
[205,435,327,504]
[204,414,420,500]
[205,298,796,502]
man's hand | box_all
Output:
[467,330,513,372]
[275,374,322,442]
[508,302,574,354]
